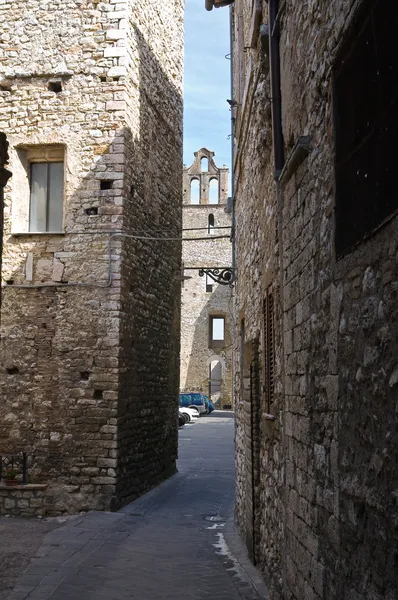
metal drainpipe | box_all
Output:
[268,0,284,178]
[269,1,288,597]
[229,5,236,278]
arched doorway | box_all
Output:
[208,355,224,405]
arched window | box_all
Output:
[201,157,208,172]
[209,178,219,204]
[190,178,200,204]
[208,213,215,234]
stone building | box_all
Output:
[207,0,398,599]
[180,148,233,407]
[0,0,184,515]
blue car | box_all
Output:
[179,392,206,415]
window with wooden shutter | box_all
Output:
[263,286,275,412]
[334,0,398,256]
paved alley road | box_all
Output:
[7,412,264,600]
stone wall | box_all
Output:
[180,149,233,407]
[0,0,183,514]
[0,484,47,517]
[232,1,398,599]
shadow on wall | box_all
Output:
[0,25,182,512]
[0,132,11,315]
[115,25,182,508]
[184,281,233,407]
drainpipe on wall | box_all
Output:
[268,0,284,179]
[0,133,11,324]
[268,1,288,597]
[229,6,236,280]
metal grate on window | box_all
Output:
[263,286,275,413]
[333,0,398,256]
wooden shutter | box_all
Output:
[263,285,275,412]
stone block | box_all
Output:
[92,477,116,485]
[106,100,127,111]
[107,66,127,77]
[104,46,127,58]
[106,29,127,40]
[97,458,117,468]
[4,497,15,509]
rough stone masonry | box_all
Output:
[231,1,398,600]
[0,0,184,515]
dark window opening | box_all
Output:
[93,389,103,399]
[85,207,98,216]
[208,213,215,234]
[263,286,275,413]
[100,76,107,82]
[0,83,11,92]
[209,315,225,347]
[6,367,19,375]
[334,0,398,256]
[100,180,113,190]
[5,280,14,285]
[48,81,62,93]
[80,371,90,380]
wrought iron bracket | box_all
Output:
[198,267,236,286]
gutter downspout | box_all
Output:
[268,0,284,179]
[228,1,238,520]
[230,5,236,276]
[268,1,287,597]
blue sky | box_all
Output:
[183,0,231,171]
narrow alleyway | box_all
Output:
[6,412,266,600]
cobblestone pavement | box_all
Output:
[6,412,267,600]
[0,517,61,600]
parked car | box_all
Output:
[202,395,215,413]
[178,411,186,427]
[179,392,207,415]
[179,406,199,422]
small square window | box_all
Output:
[209,315,225,347]
[48,81,62,93]
[100,180,113,190]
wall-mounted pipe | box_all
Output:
[268,0,284,178]
[229,6,236,281]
